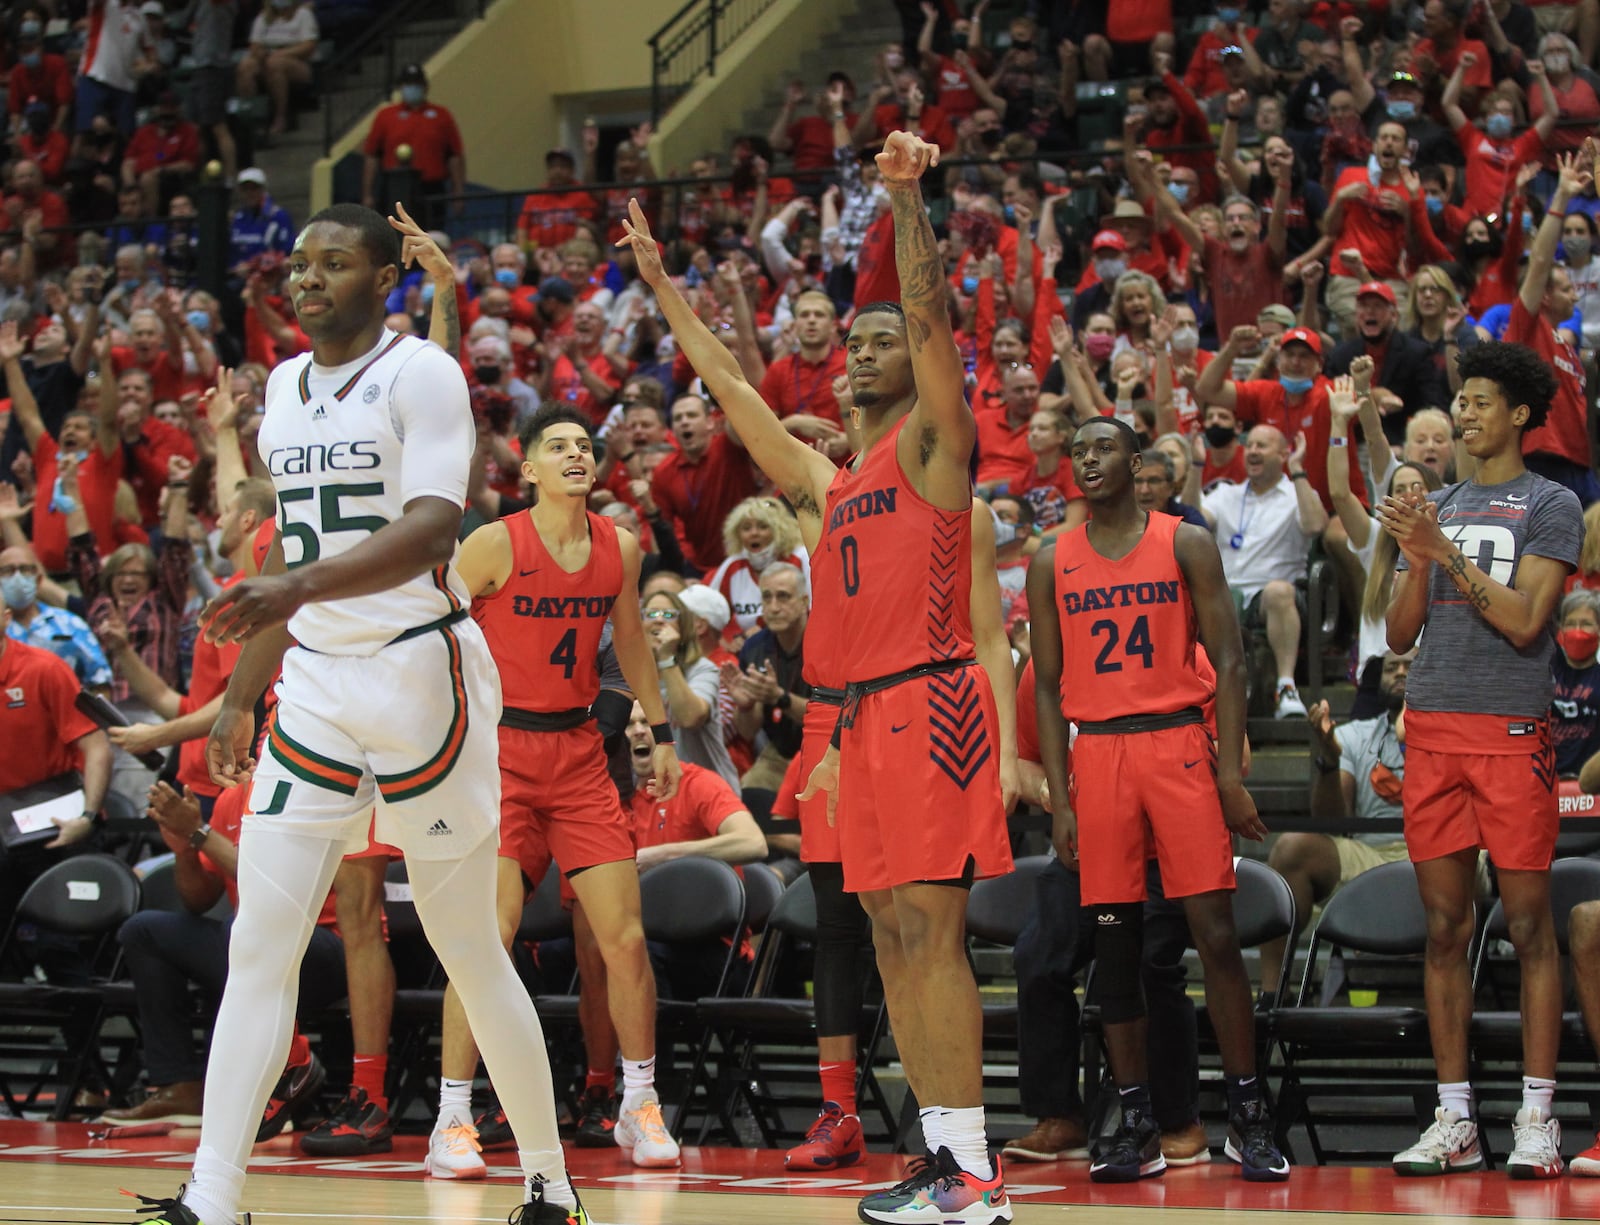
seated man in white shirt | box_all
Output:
[1200,424,1328,718]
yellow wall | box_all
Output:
[651,0,853,173]
[311,0,684,210]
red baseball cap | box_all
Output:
[1090,229,1128,253]
[1280,326,1323,356]
[1356,281,1396,305]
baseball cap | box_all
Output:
[237,167,267,187]
[678,584,731,633]
[397,63,427,86]
[538,276,576,304]
[1257,303,1296,328]
[1356,281,1397,305]
[1090,229,1128,253]
[1144,77,1172,95]
[545,147,577,166]
[1280,326,1323,356]
[140,1,166,17]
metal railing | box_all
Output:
[319,0,489,155]
[649,0,780,125]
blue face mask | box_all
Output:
[19,20,41,38]
[1002,203,1016,223]
[400,85,425,108]
[961,275,980,295]
[1217,7,1241,24]
[186,309,209,331]
[120,278,141,295]
[1386,100,1417,122]
[1486,113,1513,139]
[1168,182,1190,206]
[1279,375,1315,395]
[20,52,40,69]
[1425,195,1443,216]
[495,267,521,288]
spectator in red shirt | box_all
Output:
[8,26,72,126]
[531,299,628,425]
[1142,49,1217,203]
[1444,54,1557,219]
[121,90,200,216]
[650,394,761,574]
[1,159,71,269]
[518,147,599,250]
[1411,0,1492,110]
[976,363,1043,489]
[1008,408,1085,534]
[1322,121,1415,337]
[12,100,70,186]
[1528,32,1600,161]
[1506,151,1600,503]
[853,69,957,153]
[758,289,847,426]
[360,63,465,226]
[916,0,985,120]
[769,75,858,181]
[1185,8,1260,101]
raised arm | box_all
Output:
[1324,377,1372,549]
[618,199,835,523]
[1219,92,1253,194]
[1441,51,1473,130]
[68,271,103,377]
[389,204,460,354]
[1339,17,1375,113]
[1521,150,1590,315]
[881,131,974,502]
[0,322,44,450]
[715,259,768,387]
[1196,324,1251,410]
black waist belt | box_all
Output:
[387,606,468,647]
[833,657,977,743]
[810,686,846,706]
[1075,706,1204,736]
[500,705,594,732]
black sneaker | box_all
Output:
[1089,1110,1167,1183]
[127,1190,202,1224]
[299,1087,394,1156]
[256,1051,325,1143]
[476,1099,515,1150]
[573,1085,618,1149]
[509,1179,590,1224]
[1225,1099,1291,1182]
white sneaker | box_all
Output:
[1507,1108,1563,1180]
[1274,683,1306,719]
[426,1121,487,1180]
[1392,1108,1484,1176]
[615,1091,681,1167]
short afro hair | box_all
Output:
[519,405,593,455]
[854,301,906,325]
[1071,415,1141,456]
[301,203,402,273]
[1455,341,1557,433]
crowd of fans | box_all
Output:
[14,0,1600,1167]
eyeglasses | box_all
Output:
[0,564,39,577]
[114,569,153,579]
[644,609,679,620]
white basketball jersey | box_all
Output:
[259,330,474,656]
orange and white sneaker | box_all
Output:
[1571,1132,1600,1176]
[615,1091,681,1168]
[1506,1108,1563,1180]
[426,1121,487,1180]
[859,1146,1012,1224]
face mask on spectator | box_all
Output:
[20,51,40,69]
[1385,100,1416,121]
[1366,154,1382,185]
[1485,113,1513,139]
[1204,423,1237,449]
[26,111,47,135]
[1093,257,1126,282]
[120,277,141,295]
[1546,53,1571,74]
[1171,325,1199,352]
[495,268,521,288]
[1084,333,1116,360]
[961,274,980,294]
[1279,375,1315,394]
[1463,238,1494,258]
[186,309,209,331]
[401,85,425,107]
[1003,203,1016,223]
[1561,628,1600,658]
[19,20,41,38]
[978,127,1002,149]
[0,572,36,610]
[1169,182,1191,206]
[1425,194,1443,216]
[1568,235,1592,262]
[473,363,502,385]
[747,544,776,570]
[1217,7,1241,25]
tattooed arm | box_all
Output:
[880,131,976,510]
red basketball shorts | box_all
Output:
[1070,722,1236,906]
[1403,710,1558,872]
[836,665,1012,894]
[772,699,844,864]
[497,723,635,882]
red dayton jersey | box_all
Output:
[815,417,974,679]
[471,510,622,712]
[1054,511,1212,723]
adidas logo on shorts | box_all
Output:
[426,819,451,836]
[312,404,327,420]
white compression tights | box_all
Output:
[185,827,563,1224]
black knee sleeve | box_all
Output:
[809,862,871,1036]
[1090,902,1147,1025]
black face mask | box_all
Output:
[473,364,502,385]
[978,127,1002,149]
[1204,423,1238,449]
[1463,239,1495,259]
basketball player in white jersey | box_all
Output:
[131,205,586,1225]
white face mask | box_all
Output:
[1546,53,1571,74]
[1170,325,1199,352]
[747,544,776,571]
[1094,257,1127,283]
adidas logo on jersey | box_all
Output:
[427,819,451,836]
[311,404,327,420]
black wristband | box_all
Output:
[651,721,674,745]
[775,690,792,711]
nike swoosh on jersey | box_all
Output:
[890,721,910,733]
[1061,564,1084,575]
[520,567,541,576]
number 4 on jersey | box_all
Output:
[550,628,578,680]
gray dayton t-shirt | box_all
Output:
[1400,471,1583,717]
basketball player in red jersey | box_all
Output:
[1027,416,1290,1184]
[447,404,684,1173]
[621,134,1017,1222]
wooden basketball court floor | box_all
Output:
[4,1122,1600,1225]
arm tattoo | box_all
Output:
[1445,550,1469,580]
[1445,550,1492,612]
[432,282,460,356]
[889,187,948,350]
